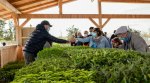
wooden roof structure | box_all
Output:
[0,0,150,20]
[0,0,150,45]
[0,0,150,61]
[0,0,75,20]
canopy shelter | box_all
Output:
[0,0,150,62]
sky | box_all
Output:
[7,0,150,37]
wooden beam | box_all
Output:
[0,11,10,15]
[0,0,21,14]
[8,0,36,5]
[18,14,150,19]
[98,0,102,30]
[102,0,150,3]
[19,1,56,11]
[20,18,31,27]
[102,18,111,28]
[58,0,63,14]
[8,0,150,5]
[89,18,100,28]
[0,0,75,19]
[0,14,7,21]
[14,0,45,8]
[22,4,57,13]
[0,13,11,17]
[12,13,19,27]
[0,9,6,12]
[21,0,74,13]
[7,0,23,4]
[18,14,99,18]
[0,14,11,20]
[0,17,5,21]
[102,14,150,18]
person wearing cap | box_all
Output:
[115,26,149,53]
[23,20,69,64]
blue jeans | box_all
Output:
[23,52,36,65]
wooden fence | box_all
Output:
[22,27,35,46]
[0,45,18,68]
[0,27,35,68]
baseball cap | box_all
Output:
[41,20,52,27]
[115,26,128,35]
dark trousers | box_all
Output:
[76,41,83,46]
[23,52,36,65]
[71,42,76,46]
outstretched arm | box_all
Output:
[47,34,68,43]
[77,37,90,43]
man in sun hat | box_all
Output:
[23,20,69,64]
[115,26,149,53]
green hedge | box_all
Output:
[12,46,150,83]
[0,61,24,83]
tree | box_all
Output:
[3,20,15,41]
[66,25,79,37]
[0,20,6,40]
[128,26,141,35]
[0,20,5,37]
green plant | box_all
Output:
[0,20,6,39]
[12,46,150,83]
[0,61,25,83]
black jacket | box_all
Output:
[23,24,68,56]
[110,34,117,41]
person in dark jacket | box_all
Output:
[110,30,117,42]
[23,20,68,64]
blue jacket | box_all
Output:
[77,36,111,48]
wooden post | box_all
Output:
[12,13,19,44]
[12,13,23,61]
[58,0,63,14]
[98,0,102,30]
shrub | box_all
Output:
[12,46,150,83]
[0,61,24,83]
